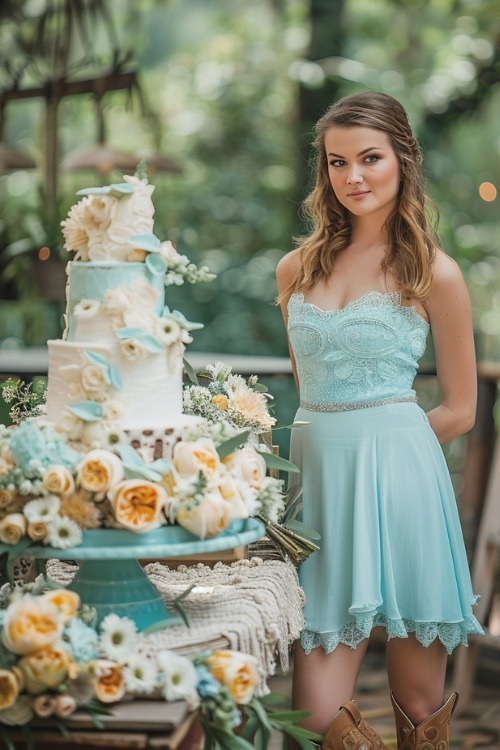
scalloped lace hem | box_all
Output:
[301,612,484,655]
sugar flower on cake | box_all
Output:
[183,361,276,435]
[126,232,216,286]
[61,175,155,262]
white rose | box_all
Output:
[223,446,267,489]
[103,285,131,326]
[130,278,158,312]
[43,465,75,495]
[80,364,108,398]
[120,338,146,361]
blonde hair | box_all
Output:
[280,91,437,303]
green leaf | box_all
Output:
[284,520,321,543]
[183,358,199,384]
[216,431,251,460]
[258,451,300,473]
[0,726,16,750]
[260,691,291,707]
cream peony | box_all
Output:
[109,479,166,532]
[223,446,267,489]
[2,594,63,655]
[18,646,72,694]
[0,669,20,710]
[91,660,126,703]
[217,474,250,521]
[176,489,231,539]
[77,449,124,498]
[173,438,221,480]
[207,649,259,704]
[43,590,80,622]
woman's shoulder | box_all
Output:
[426,247,470,312]
[276,248,302,289]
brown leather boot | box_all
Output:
[322,700,389,750]
[390,692,458,750]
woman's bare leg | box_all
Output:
[386,634,448,725]
[292,639,370,734]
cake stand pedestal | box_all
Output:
[22,518,266,631]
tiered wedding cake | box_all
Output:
[45,174,211,459]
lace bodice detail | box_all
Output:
[287,291,429,407]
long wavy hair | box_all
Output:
[280,91,437,302]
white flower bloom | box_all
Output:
[156,651,199,705]
[119,338,146,361]
[99,614,138,663]
[123,654,158,695]
[45,516,83,549]
[154,316,182,346]
[74,299,100,319]
[23,495,61,523]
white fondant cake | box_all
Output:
[45,174,209,455]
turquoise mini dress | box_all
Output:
[287,291,483,655]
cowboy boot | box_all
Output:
[390,692,458,750]
[322,700,389,750]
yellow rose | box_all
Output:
[27,521,49,542]
[43,590,80,622]
[0,513,27,545]
[42,465,75,496]
[177,490,231,539]
[207,650,259,704]
[0,669,20,710]
[18,646,72,695]
[109,479,166,532]
[173,438,220,479]
[2,594,63,655]
[91,660,126,703]
[76,449,124,497]
[223,447,267,489]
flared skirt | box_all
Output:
[289,401,483,654]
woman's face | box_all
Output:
[324,125,401,221]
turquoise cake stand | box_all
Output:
[24,518,265,631]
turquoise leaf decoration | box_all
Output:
[116,328,164,353]
[76,183,134,198]
[67,401,105,421]
[84,351,123,389]
[127,233,161,252]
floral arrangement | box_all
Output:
[1,379,46,426]
[61,173,214,286]
[183,361,276,435]
[0,582,321,749]
[0,413,286,552]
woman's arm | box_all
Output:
[276,249,301,392]
[424,250,477,444]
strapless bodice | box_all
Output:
[287,291,430,409]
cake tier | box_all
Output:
[46,339,184,433]
[64,260,166,343]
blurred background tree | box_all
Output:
[0,0,499,361]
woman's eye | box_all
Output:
[364,154,380,163]
[329,159,345,167]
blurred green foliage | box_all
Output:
[0,0,499,361]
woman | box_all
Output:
[276,91,482,750]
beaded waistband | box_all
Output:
[299,395,418,412]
